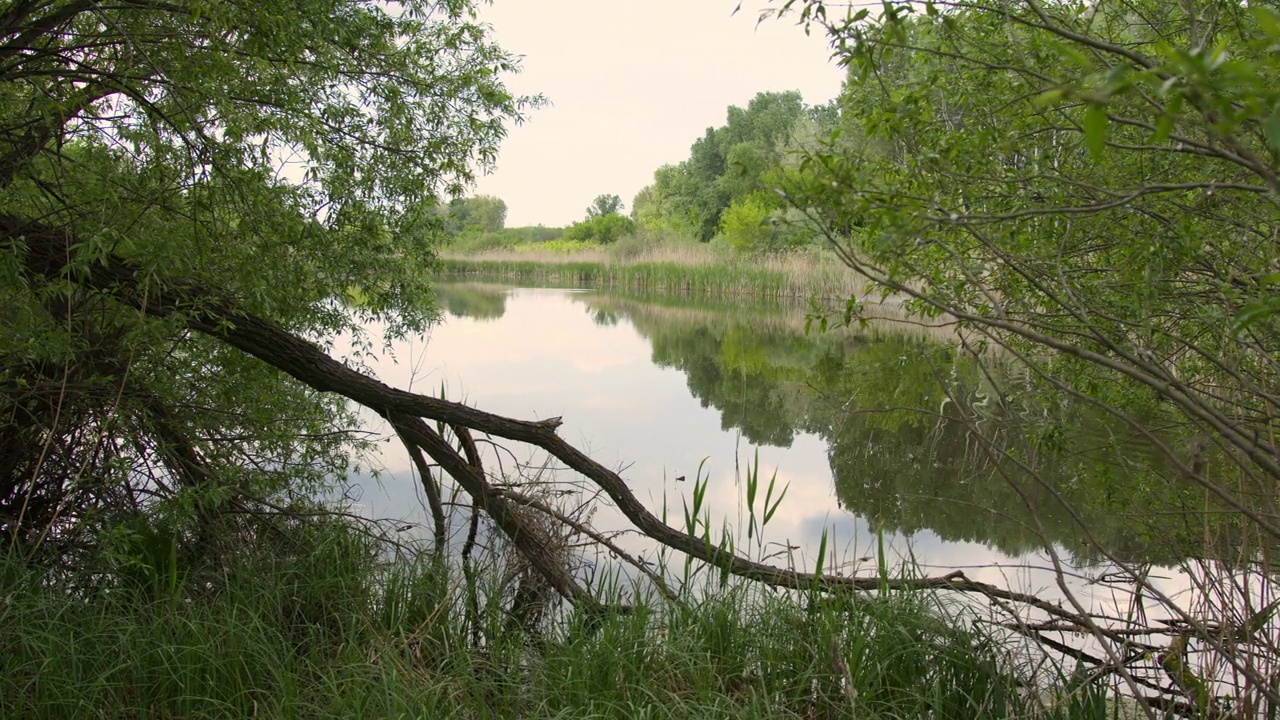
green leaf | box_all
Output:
[762,478,788,526]
[1240,598,1280,638]
[814,528,828,581]
[1253,6,1280,41]
[1152,112,1175,143]
[1033,88,1067,107]
[1232,299,1280,336]
[1263,114,1280,153]
[1084,103,1107,158]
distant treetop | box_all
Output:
[586,194,625,219]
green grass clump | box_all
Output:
[529,583,1108,719]
[0,516,1108,719]
[1,523,461,719]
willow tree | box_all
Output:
[0,0,529,564]
[768,0,1280,713]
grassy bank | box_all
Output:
[1,520,1107,720]
[439,242,869,302]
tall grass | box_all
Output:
[440,243,869,302]
[1,515,1110,719]
[1,526,462,719]
[576,288,961,345]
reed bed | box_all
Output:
[576,288,963,345]
[439,244,869,302]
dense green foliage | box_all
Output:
[443,194,510,235]
[440,94,836,255]
[633,90,833,246]
[586,193,626,218]
[447,224,566,253]
[0,10,561,717]
[0,1,529,568]
[717,190,812,252]
[765,0,1280,709]
[563,211,636,244]
[778,0,1280,548]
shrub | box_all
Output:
[562,213,635,245]
[718,192,810,253]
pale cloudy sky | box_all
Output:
[471,1,846,227]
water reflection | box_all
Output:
[574,291,1189,566]
[434,281,508,320]
[356,282,1195,576]
[341,282,1277,701]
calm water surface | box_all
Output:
[343,282,1189,607]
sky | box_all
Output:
[470,1,847,228]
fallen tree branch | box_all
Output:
[387,412,598,609]
[394,426,448,555]
[494,486,679,603]
[4,212,1092,623]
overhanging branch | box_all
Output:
[1,211,1094,622]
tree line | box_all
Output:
[445,90,840,253]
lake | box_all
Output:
[340,281,1200,613]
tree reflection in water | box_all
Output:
[436,280,1225,567]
